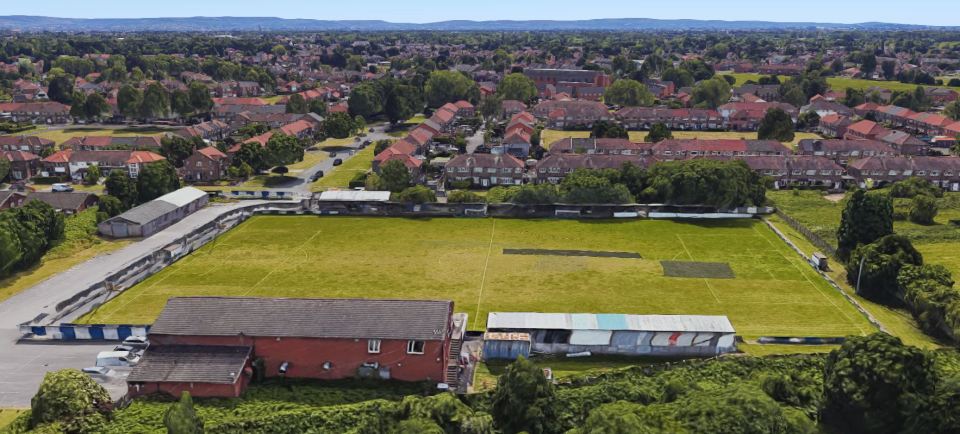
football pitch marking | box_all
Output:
[473,220,496,329]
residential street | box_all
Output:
[0,201,265,407]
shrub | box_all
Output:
[909,194,938,225]
[447,190,483,203]
[30,369,112,431]
[393,186,436,203]
[348,171,369,189]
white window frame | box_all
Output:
[406,340,425,354]
[367,339,381,354]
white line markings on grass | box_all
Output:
[472,220,497,329]
[242,228,324,296]
[676,234,720,303]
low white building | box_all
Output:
[98,187,209,238]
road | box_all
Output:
[271,125,395,193]
[0,200,265,407]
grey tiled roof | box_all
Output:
[112,200,178,225]
[150,297,453,341]
[128,345,251,384]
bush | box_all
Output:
[447,190,483,203]
[909,194,938,225]
[393,186,436,203]
[30,369,112,431]
[450,179,472,190]
[348,171,369,189]
[675,385,815,434]
[890,177,943,198]
[846,234,923,302]
[29,176,70,185]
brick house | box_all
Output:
[844,120,889,141]
[532,154,654,184]
[0,135,54,155]
[2,150,40,181]
[0,191,27,210]
[817,114,853,138]
[501,100,527,119]
[796,139,898,165]
[524,69,611,96]
[547,138,645,156]
[42,149,166,180]
[176,120,233,141]
[718,102,798,131]
[24,191,99,214]
[532,100,611,129]
[127,297,461,398]
[616,107,723,131]
[738,155,845,189]
[62,136,163,152]
[444,153,525,188]
[0,102,71,124]
[183,146,230,182]
[650,139,791,160]
[847,156,960,191]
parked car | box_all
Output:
[113,344,140,354]
[51,183,74,192]
[96,351,140,367]
[328,152,337,157]
[368,128,375,133]
[82,366,111,376]
[363,140,372,146]
[122,336,149,350]
[311,170,324,181]
[333,158,343,166]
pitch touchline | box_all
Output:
[473,220,496,329]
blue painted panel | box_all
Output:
[116,325,132,340]
[88,326,105,340]
[59,326,76,340]
[597,314,628,330]
[32,326,46,336]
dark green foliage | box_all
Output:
[394,186,436,204]
[163,392,202,434]
[691,77,732,109]
[118,85,143,119]
[909,194,938,225]
[105,170,138,209]
[159,136,199,168]
[234,141,267,173]
[0,200,64,275]
[757,108,795,142]
[662,67,694,88]
[836,189,894,261]
[643,159,766,208]
[374,139,393,155]
[491,356,558,434]
[847,234,923,301]
[899,264,960,341]
[644,122,673,143]
[511,184,560,205]
[890,177,943,198]
[425,70,479,107]
[822,333,935,434]
[603,79,654,107]
[137,161,181,203]
[188,81,213,114]
[29,369,112,432]
[676,385,815,434]
[572,401,686,434]
[0,154,10,181]
[97,195,124,219]
[379,160,412,193]
[286,94,308,114]
[323,112,360,139]
[560,169,634,204]
[447,190,483,203]
[589,121,628,139]
[263,133,304,169]
[46,74,74,104]
[497,73,537,103]
[140,82,170,119]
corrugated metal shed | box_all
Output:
[487,312,735,333]
[112,200,178,225]
[318,190,391,202]
[156,187,207,207]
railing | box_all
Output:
[775,209,837,258]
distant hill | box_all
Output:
[0,16,954,32]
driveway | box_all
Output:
[0,201,266,407]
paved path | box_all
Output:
[0,201,265,407]
[272,126,394,193]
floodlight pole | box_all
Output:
[855,254,866,295]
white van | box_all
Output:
[95,351,140,367]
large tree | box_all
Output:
[137,161,181,203]
[590,121,629,139]
[757,108,795,142]
[140,82,170,120]
[491,357,558,434]
[645,123,673,143]
[691,77,732,109]
[560,169,634,204]
[286,94,308,114]
[46,74,74,104]
[379,160,412,193]
[348,82,383,119]
[263,133,304,172]
[187,81,213,114]
[117,85,143,119]
[603,79,654,107]
[424,70,479,108]
[82,93,110,120]
[822,333,935,434]
[497,73,537,103]
[234,142,267,173]
[164,392,203,434]
[160,136,199,168]
[643,159,766,208]
[846,234,923,302]
[836,189,894,261]
[105,169,138,209]
[322,112,358,139]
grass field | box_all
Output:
[0,409,26,430]
[0,209,129,303]
[79,216,876,341]
[723,72,960,93]
[23,126,171,146]
[768,190,960,274]
[541,129,821,149]
[310,145,376,191]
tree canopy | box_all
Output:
[424,70,479,108]
[836,190,894,261]
[497,73,538,103]
[604,79,654,107]
[757,108,795,142]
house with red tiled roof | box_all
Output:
[818,114,853,138]
[651,139,790,160]
[844,120,889,141]
[183,146,230,183]
[548,138,646,156]
[42,149,165,180]
[0,135,54,155]
[2,150,40,180]
[718,102,798,131]
[532,154,655,184]
[616,107,722,131]
[453,100,475,117]
[0,102,71,124]
[501,100,526,118]
[279,119,315,139]
[62,136,162,151]
[848,156,960,190]
[738,155,845,189]
[532,100,611,129]
[444,153,524,188]
[796,139,898,165]
[907,112,953,136]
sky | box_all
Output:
[4,0,960,26]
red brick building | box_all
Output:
[128,297,461,398]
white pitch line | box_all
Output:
[472,220,497,329]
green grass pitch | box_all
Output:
[79,216,876,339]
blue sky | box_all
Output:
[5,0,959,26]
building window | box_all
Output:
[367,339,381,354]
[407,340,425,354]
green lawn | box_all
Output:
[722,72,960,93]
[541,129,820,148]
[0,409,26,430]
[79,216,875,343]
[0,208,130,303]
[310,145,376,191]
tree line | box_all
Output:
[0,200,65,279]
